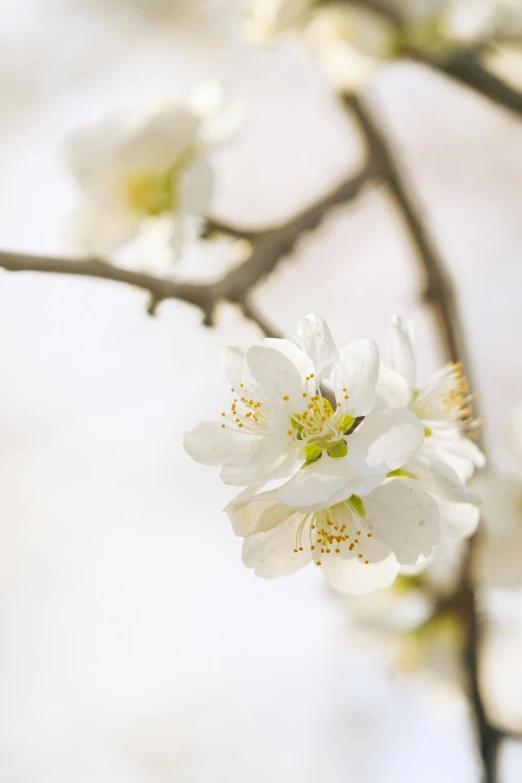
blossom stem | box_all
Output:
[342,90,499,783]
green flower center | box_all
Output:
[290,394,354,465]
[122,170,177,216]
[121,147,197,217]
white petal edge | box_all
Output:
[348,408,425,474]
[292,314,339,382]
[364,478,441,565]
[322,552,400,595]
[183,421,258,466]
[242,513,312,578]
[375,363,412,410]
[434,495,480,540]
[245,343,313,410]
[225,488,295,537]
[389,314,416,394]
[333,339,379,417]
[222,346,247,390]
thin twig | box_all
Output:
[240,298,283,339]
[0,168,370,337]
[425,49,522,119]
[342,1,522,118]
[343,92,472,375]
[342,91,498,782]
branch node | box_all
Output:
[147,294,162,317]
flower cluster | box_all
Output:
[184,314,484,594]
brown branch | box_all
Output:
[342,91,497,782]
[425,49,522,119]
[340,1,522,117]
[0,168,370,337]
[240,298,283,339]
[343,92,472,374]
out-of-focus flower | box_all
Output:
[445,0,522,44]
[226,476,440,594]
[377,315,485,543]
[243,0,313,41]
[304,3,397,91]
[65,80,244,258]
[184,314,425,510]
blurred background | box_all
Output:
[1,0,522,780]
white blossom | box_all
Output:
[304,3,397,91]
[226,477,440,595]
[376,315,485,542]
[65,80,244,257]
[243,0,313,41]
[184,314,425,511]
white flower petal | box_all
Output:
[375,363,411,409]
[245,343,313,409]
[201,103,246,147]
[364,479,440,565]
[222,346,247,390]
[508,401,522,465]
[333,339,379,417]
[119,104,201,170]
[183,421,258,467]
[225,488,295,537]
[261,338,316,379]
[259,453,382,512]
[434,496,480,539]
[242,513,312,578]
[292,314,339,382]
[428,433,486,482]
[188,78,245,146]
[389,314,416,393]
[406,448,480,504]
[322,552,400,595]
[348,408,425,474]
[64,118,128,194]
[68,203,141,254]
[179,156,214,216]
[220,430,297,486]
[188,78,226,118]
